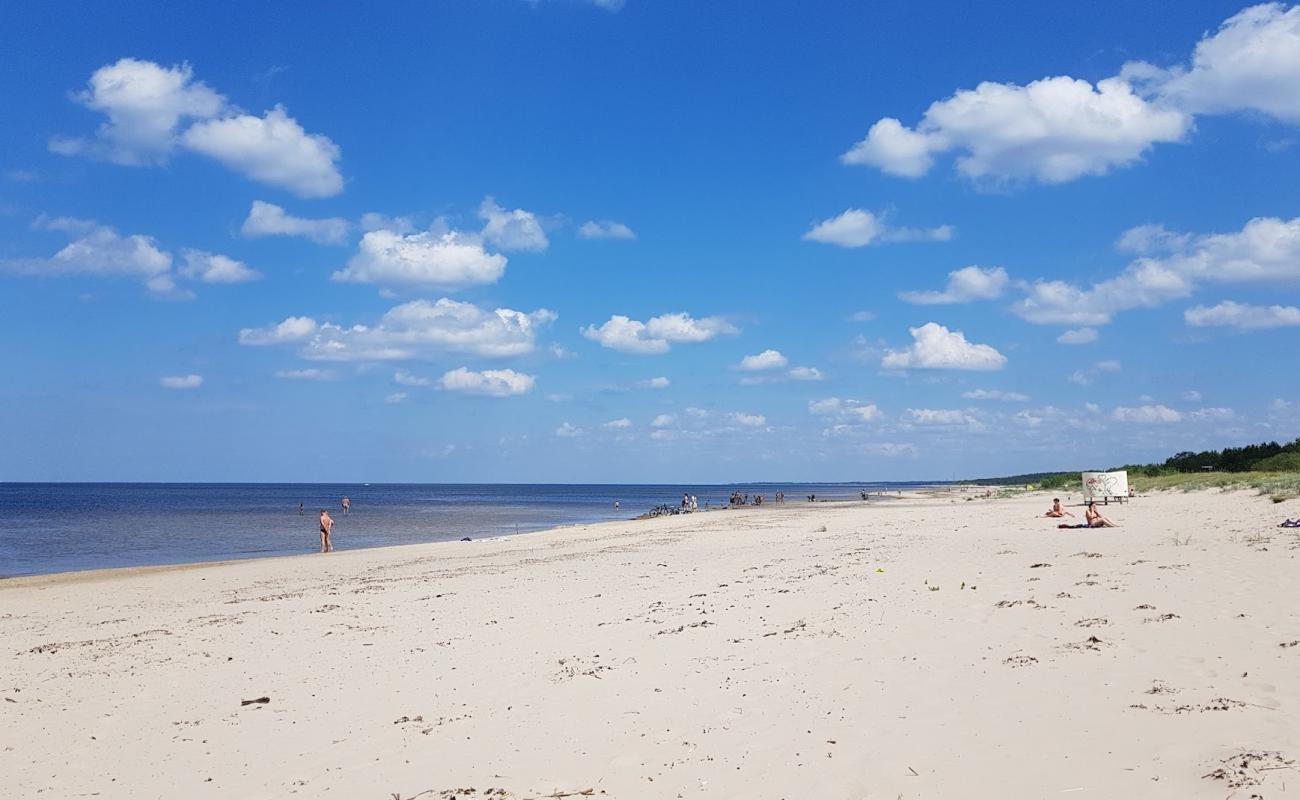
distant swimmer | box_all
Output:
[319,509,334,552]
[341,496,351,515]
[299,502,305,515]
[614,500,620,510]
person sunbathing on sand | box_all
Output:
[1045,498,1073,518]
[1085,501,1116,528]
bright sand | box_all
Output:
[2,489,1297,799]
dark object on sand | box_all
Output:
[460,537,472,541]
[640,504,688,518]
[241,696,270,706]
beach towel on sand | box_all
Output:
[1058,523,1090,529]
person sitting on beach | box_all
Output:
[1084,501,1116,528]
[1045,498,1073,518]
[319,509,334,552]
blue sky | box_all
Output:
[2,0,1298,482]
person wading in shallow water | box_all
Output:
[341,496,351,515]
[319,509,334,553]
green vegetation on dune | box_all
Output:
[1129,471,1300,503]
[1252,452,1300,472]
[965,437,1300,502]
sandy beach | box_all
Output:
[2,488,1297,799]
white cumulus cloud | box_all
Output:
[637,376,671,389]
[843,76,1188,184]
[1113,404,1182,423]
[239,315,319,346]
[394,370,433,387]
[1057,327,1099,344]
[843,4,1300,185]
[581,312,738,354]
[1127,3,1300,124]
[803,208,952,248]
[274,368,336,381]
[238,298,554,360]
[1184,300,1300,329]
[555,422,582,437]
[788,366,824,381]
[808,397,883,423]
[905,408,976,426]
[178,249,260,283]
[577,220,636,240]
[899,266,1008,304]
[0,216,218,299]
[180,105,342,197]
[49,58,225,165]
[477,198,548,252]
[881,322,1006,370]
[160,374,203,389]
[8,217,170,280]
[438,367,535,397]
[51,59,343,197]
[738,349,788,371]
[241,200,350,245]
[1014,216,1300,326]
[333,229,507,290]
[808,398,844,415]
[962,389,1029,402]
[603,417,633,429]
[868,442,919,458]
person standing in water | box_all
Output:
[319,509,334,552]
[341,496,350,515]
[298,502,304,515]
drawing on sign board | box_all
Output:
[1082,471,1128,500]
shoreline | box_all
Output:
[0,488,937,584]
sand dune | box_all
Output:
[2,489,1297,799]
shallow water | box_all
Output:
[0,482,924,576]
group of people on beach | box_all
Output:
[1045,497,1117,528]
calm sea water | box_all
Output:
[0,483,926,577]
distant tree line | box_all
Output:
[1158,438,1300,473]
[965,437,1300,486]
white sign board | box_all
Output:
[1082,470,1128,500]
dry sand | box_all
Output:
[2,488,1298,799]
